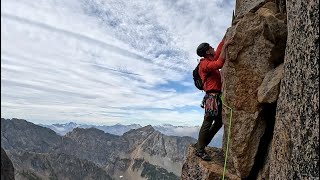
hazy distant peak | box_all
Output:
[125,125,154,133]
[50,122,78,129]
[160,124,174,127]
[66,127,121,142]
[67,127,105,135]
[134,125,157,134]
[141,125,155,130]
[122,125,157,143]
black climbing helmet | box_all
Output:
[196,43,210,57]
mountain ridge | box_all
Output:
[38,120,223,147]
[1,118,196,180]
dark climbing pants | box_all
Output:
[196,94,223,152]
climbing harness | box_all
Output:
[201,93,220,117]
[220,95,233,180]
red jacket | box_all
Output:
[199,40,225,93]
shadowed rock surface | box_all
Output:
[257,63,284,103]
[1,147,15,180]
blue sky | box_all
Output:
[1,0,235,126]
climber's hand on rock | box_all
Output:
[225,38,234,46]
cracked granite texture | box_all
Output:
[270,0,319,179]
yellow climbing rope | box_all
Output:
[220,95,233,180]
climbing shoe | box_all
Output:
[195,150,212,161]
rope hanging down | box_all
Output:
[220,95,233,180]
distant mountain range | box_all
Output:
[39,122,143,136]
[1,118,197,180]
[39,122,223,147]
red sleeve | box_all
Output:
[213,40,225,61]
[205,56,225,71]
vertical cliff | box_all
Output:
[269,0,319,179]
[181,0,319,179]
[221,1,287,177]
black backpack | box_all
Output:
[193,62,204,90]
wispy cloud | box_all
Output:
[1,0,234,126]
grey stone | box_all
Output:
[235,0,270,19]
[269,0,319,179]
[257,63,284,103]
[184,0,318,179]
[181,145,239,180]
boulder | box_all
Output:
[257,63,284,103]
[181,145,239,180]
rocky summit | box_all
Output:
[182,0,319,179]
[1,118,196,180]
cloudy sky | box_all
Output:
[1,0,235,126]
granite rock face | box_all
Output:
[257,63,284,103]
[1,148,15,180]
[269,0,319,179]
[221,1,287,177]
[183,0,318,179]
[235,0,266,19]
